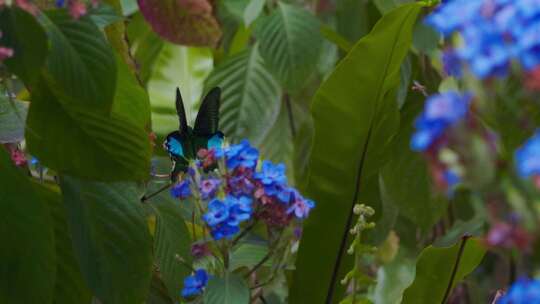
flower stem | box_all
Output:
[441,235,471,304]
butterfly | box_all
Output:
[164,87,224,182]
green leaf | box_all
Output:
[0,94,28,143]
[26,79,152,181]
[290,4,423,303]
[205,45,281,144]
[147,44,213,139]
[244,0,265,26]
[0,149,56,304]
[373,0,414,13]
[34,185,92,304]
[147,271,175,304]
[151,199,192,302]
[39,10,117,111]
[380,97,447,231]
[402,238,486,304]
[0,7,48,85]
[259,103,294,172]
[204,273,250,304]
[60,176,153,304]
[254,2,323,91]
[373,251,416,304]
[137,0,222,47]
[230,242,270,270]
[112,53,151,128]
[88,4,123,29]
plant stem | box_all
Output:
[141,183,172,202]
[231,219,258,246]
[441,235,471,304]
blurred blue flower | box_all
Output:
[170,180,192,200]
[515,131,540,178]
[55,0,65,7]
[425,0,540,78]
[226,195,252,226]
[203,195,253,240]
[181,269,208,298]
[411,92,471,151]
[498,277,540,304]
[199,178,221,200]
[210,223,240,240]
[287,190,315,219]
[254,161,288,186]
[442,49,462,77]
[203,199,230,226]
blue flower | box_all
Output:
[254,161,288,186]
[210,223,240,240]
[411,92,471,151]
[199,178,221,200]
[442,49,462,78]
[287,190,315,219]
[226,195,252,226]
[515,131,540,178]
[181,269,208,298]
[55,0,65,7]
[498,277,540,304]
[203,199,230,226]
[170,180,192,200]
[218,140,259,170]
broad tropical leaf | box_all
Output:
[204,273,250,304]
[137,0,222,47]
[0,94,28,143]
[402,238,486,304]
[205,45,281,144]
[151,199,192,302]
[60,177,153,304]
[259,103,294,172]
[0,7,48,85]
[290,4,424,303]
[254,2,323,91]
[39,10,117,111]
[0,149,56,304]
[26,80,152,181]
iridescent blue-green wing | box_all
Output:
[193,87,221,136]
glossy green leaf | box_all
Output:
[291,4,423,303]
[205,45,281,144]
[147,44,213,138]
[204,273,250,304]
[0,149,56,304]
[26,80,152,181]
[0,94,28,143]
[39,10,117,111]
[254,2,323,91]
[35,185,92,304]
[60,176,153,304]
[151,199,192,302]
[380,97,447,231]
[0,7,48,85]
[402,238,486,304]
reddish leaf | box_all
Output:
[137,0,221,47]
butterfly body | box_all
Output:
[164,87,223,181]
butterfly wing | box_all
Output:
[193,87,221,136]
[164,132,184,159]
[176,87,189,135]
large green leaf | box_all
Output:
[147,44,213,139]
[402,238,486,304]
[380,97,447,231]
[39,10,117,111]
[26,79,151,181]
[259,103,294,171]
[0,94,28,143]
[60,176,153,304]
[0,7,48,85]
[373,251,416,304]
[35,185,92,304]
[254,2,323,91]
[204,273,250,304]
[290,4,423,303]
[0,149,56,304]
[151,199,192,302]
[205,45,281,144]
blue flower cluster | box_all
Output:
[515,130,540,178]
[203,195,252,240]
[411,91,471,151]
[181,269,208,298]
[426,0,540,78]
[170,179,191,200]
[217,139,259,170]
[498,278,540,304]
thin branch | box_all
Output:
[441,235,471,304]
[141,183,172,203]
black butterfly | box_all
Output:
[164,87,224,182]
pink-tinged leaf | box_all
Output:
[137,0,222,47]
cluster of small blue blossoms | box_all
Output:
[171,139,315,298]
[498,278,540,303]
[515,130,540,187]
[426,0,540,78]
[181,269,208,298]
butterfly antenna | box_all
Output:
[176,87,189,134]
[141,183,172,203]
